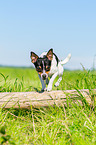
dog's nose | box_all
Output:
[42,74,47,80]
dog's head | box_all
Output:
[30,49,53,80]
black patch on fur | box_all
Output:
[34,57,51,72]
[53,53,60,65]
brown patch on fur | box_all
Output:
[45,71,50,74]
[38,72,43,75]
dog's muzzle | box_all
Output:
[41,73,48,80]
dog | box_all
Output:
[30,48,71,91]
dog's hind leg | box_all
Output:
[54,76,62,87]
[54,62,63,87]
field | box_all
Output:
[0,67,96,144]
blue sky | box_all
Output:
[0,0,96,70]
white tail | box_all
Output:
[60,53,71,65]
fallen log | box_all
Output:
[0,89,96,109]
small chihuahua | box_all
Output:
[30,49,71,91]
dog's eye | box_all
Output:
[46,66,50,70]
[37,66,41,69]
[37,66,42,71]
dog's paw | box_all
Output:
[47,85,52,91]
[54,82,59,87]
[41,88,47,92]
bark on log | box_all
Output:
[0,89,96,109]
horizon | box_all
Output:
[0,63,95,71]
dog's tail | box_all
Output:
[60,53,71,65]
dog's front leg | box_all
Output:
[47,72,58,91]
[38,75,46,91]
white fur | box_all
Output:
[39,52,71,91]
[60,53,71,65]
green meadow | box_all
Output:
[0,67,96,144]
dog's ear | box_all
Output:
[46,49,53,61]
[30,52,39,63]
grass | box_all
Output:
[0,67,96,144]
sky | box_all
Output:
[0,0,96,70]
